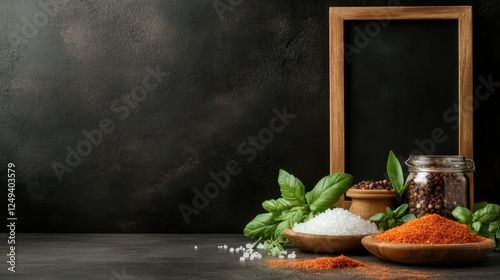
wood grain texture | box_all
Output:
[330,6,472,20]
[284,228,369,254]
[457,7,474,210]
[361,236,495,265]
[330,9,345,208]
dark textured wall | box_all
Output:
[0,0,499,233]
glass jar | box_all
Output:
[405,155,475,219]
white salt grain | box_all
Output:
[239,257,245,261]
[252,252,262,259]
[288,253,296,259]
[256,243,264,249]
[292,208,378,235]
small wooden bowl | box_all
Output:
[346,188,396,221]
[361,235,496,265]
[284,228,370,254]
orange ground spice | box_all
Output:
[268,255,366,270]
[373,214,486,244]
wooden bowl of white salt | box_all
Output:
[284,208,379,254]
[284,229,371,254]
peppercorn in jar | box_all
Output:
[405,155,475,219]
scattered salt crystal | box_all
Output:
[288,253,296,259]
[292,208,378,235]
[243,252,250,258]
[223,245,228,249]
[239,257,245,261]
[245,243,253,249]
[251,252,260,258]
[194,245,198,249]
[229,247,234,252]
[250,256,255,260]
[247,248,253,253]
[279,255,285,259]
[256,243,264,249]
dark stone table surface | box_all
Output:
[1,233,499,279]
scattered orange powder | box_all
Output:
[268,255,366,270]
[352,263,435,279]
[269,258,438,279]
[373,214,486,244]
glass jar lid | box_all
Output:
[405,155,475,172]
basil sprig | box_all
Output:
[370,203,416,231]
[243,169,353,255]
[386,150,408,204]
[369,150,413,230]
[452,202,500,251]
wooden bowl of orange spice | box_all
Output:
[361,214,496,265]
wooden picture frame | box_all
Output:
[329,6,473,208]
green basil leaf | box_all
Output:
[262,198,294,216]
[386,207,394,218]
[387,150,404,189]
[488,221,500,234]
[496,229,500,239]
[387,219,395,229]
[274,210,306,240]
[471,221,482,234]
[478,224,491,237]
[379,220,388,231]
[307,211,315,221]
[277,169,306,205]
[386,151,408,204]
[452,206,473,224]
[305,173,353,213]
[276,207,308,221]
[473,204,500,224]
[370,212,387,222]
[393,203,408,217]
[263,240,271,250]
[243,213,280,240]
[473,201,489,212]
[270,247,281,257]
[401,213,416,223]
